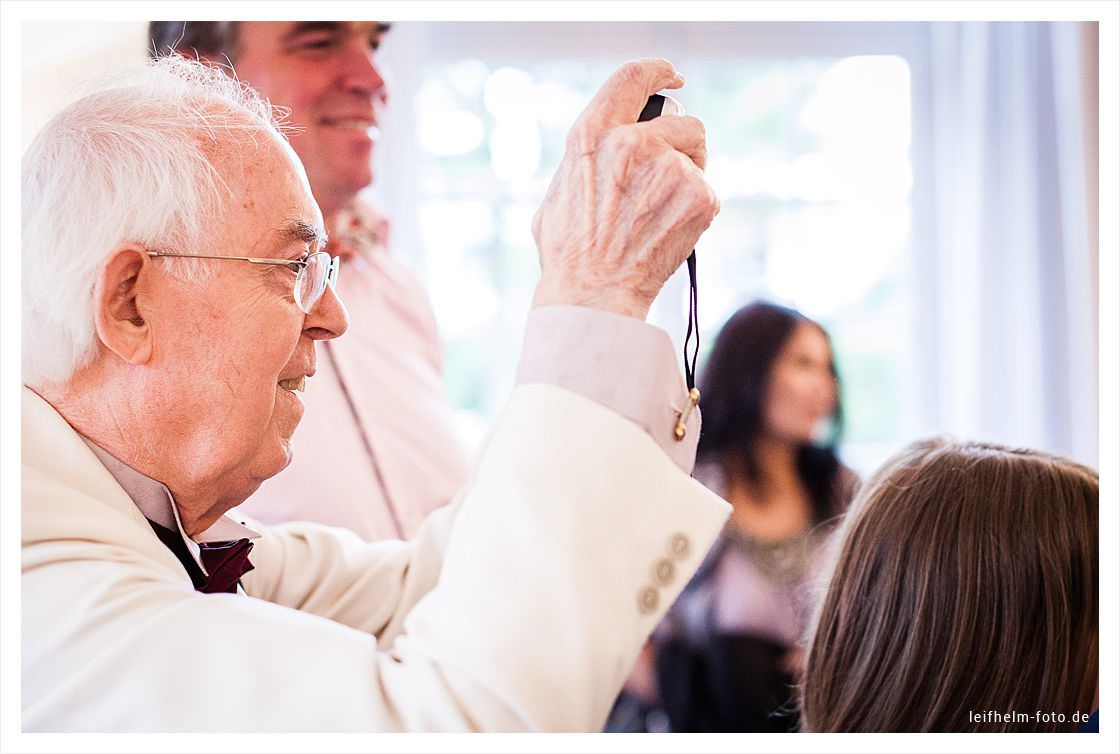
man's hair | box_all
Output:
[148,21,242,62]
[22,55,290,387]
[800,438,1098,732]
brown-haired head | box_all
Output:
[801,437,1098,732]
[148,22,243,63]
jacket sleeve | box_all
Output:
[238,490,461,645]
[22,384,729,732]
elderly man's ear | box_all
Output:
[93,246,155,366]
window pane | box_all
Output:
[413,54,913,472]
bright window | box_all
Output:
[380,24,924,474]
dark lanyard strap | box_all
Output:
[683,251,699,391]
[674,250,701,441]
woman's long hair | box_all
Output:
[801,438,1099,732]
[697,301,844,524]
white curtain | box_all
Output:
[923,21,1098,466]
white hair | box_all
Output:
[22,55,292,388]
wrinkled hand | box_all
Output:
[531,58,720,319]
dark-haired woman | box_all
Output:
[653,301,858,732]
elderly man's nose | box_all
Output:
[304,283,349,341]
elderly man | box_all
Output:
[21,55,726,731]
[147,20,470,540]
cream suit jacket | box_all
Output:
[21,384,730,731]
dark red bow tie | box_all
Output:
[197,538,256,594]
[146,520,254,594]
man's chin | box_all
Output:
[331,156,373,192]
[247,437,296,492]
[274,437,296,475]
[339,172,373,200]
[280,442,295,473]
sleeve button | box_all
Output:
[651,558,675,586]
[637,585,660,614]
[668,533,691,560]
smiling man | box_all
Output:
[21,55,728,730]
[148,21,470,541]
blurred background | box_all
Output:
[22,20,1100,475]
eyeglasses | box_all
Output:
[146,250,341,314]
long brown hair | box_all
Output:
[697,301,845,524]
[801,438,1098,732]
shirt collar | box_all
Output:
[80,437,260,573]
[331,199,389,261]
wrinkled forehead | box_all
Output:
[209,129,325,252]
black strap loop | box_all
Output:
[683,251,699,391]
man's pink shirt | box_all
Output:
[242,205,471,541]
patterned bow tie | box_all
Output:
[146,520,254,594]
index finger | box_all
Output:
[576,58,685,132]
[637,114,708,170]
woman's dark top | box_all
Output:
[652,461,858,732]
